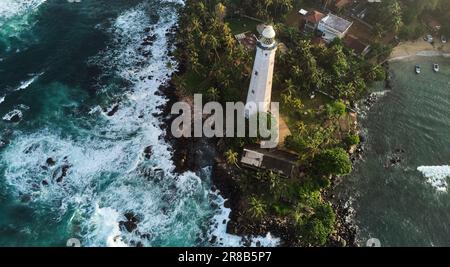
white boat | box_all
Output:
[415,65,421,74]
[433,64,440,72]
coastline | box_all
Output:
[335,46,450,246]
[162,21,360,249]
[389,39,450,61]
[162,3,380,248]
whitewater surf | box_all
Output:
[0,0,278,247]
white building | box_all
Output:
[317,13,353,42]
[245,26,277,118]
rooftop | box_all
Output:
[305,10,325,24]
[241,145,299,178]
[235,31,257,50]
[343,34,370,55]
[299,9,308,16]
[320,13,353,33]
[335,0,351,9]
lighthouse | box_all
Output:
[245,25,277,118]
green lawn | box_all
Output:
[225,17,260,35]
[273,88,333,131]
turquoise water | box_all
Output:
[338,56,450,246]
[0,0,280,247]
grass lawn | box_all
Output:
[226,17,260,35]
[273,87,335,132]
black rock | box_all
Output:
[119,212,140,233]
[141,233,151,240]
[46,157,56,166]
[119,220,137,233]
[124,212,139,223]
[9,114,22,123]
[54,164,71,183]
[144,146,153,159]
[107,105,119,116]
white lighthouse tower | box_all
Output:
[245,25,277,118]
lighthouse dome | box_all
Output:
[262,26,276,39]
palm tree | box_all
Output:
[215,3,227,22]
[266,170,280,191]
[208,34,220,60]
[224,149,239,167]
[264,0,274,13]
[223,34,235,55]
[206,87,220,101]
[283,79,296,95]
[199,33,208,48]
[190,17,201,33]
[248,196,267,219]
[197,2,207,17]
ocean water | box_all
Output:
[0,0,278,247]
[337,56,450,246]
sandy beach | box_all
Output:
[389,38,450,61]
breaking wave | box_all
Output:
[0,0,47,19]
[417,165,450,193]
[15,72,44,91]
[0,1,279,247]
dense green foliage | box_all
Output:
[175,0,371,246]
[366,0,450,40]
[344,133,360,148]
[174,0,252,102]
[312,148,353,176]
[276,38,383,101]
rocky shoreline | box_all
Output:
[208,144,363,247]
[157,13,375,248]
[160,59,359,248]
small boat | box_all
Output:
[424,35,433,43]
[415,65,421,74]
[433,64,440,72]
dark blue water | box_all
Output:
[338,56,450,247]
[0,0,226,247]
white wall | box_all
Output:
[245,44,277,118]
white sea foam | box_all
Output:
[2,109,22,122]
[371,90,391,97]
[1,2,278,247]
[15,72,43,91]
[88,204,128,247]
[0,0,47,19]
[0,95,5,104]
[209,191,280,247]
[417,165,450,192]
